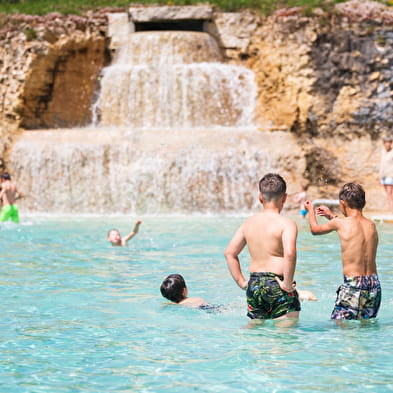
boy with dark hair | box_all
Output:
[0,172,24,223]
[160,274,205,307]
[107,220,142,246]
[224,173,315,326]
[304,182,381,320]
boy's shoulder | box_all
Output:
[245,211,297,228]
[180,297,205,307]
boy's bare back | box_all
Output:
[0,181,20,205]
[243,211,297,275]
[330,214,378,277]
[306,186,378,277]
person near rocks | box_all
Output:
[379,135,393,213]
[224,173,316,327]
[107,220,142,246]
[304,182,381,321]
[0,172,24,223]
[292,182,310,218]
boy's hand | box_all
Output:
[275,276,296,293]
[133,221,142,231]
[304,200,313,211]
[316,205,334,219]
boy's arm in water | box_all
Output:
[121,220,142,246]
[224,224,248,290]
[297,289,317,301]
[275,218,298,293]
[304,201,338,235]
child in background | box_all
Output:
[107,220,142,246]
[292,182,310,218]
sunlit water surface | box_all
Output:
[1,216,393,392]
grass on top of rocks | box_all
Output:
[0,0,388,16]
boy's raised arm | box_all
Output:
[305,201,337,235]
[121,220,142,245]
[224,225,248,290]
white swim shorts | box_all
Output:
[381,177,393,185]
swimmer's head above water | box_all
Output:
[160,274,205,307]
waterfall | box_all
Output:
[9,128,276,214]
[93,31,256,129]
[7,27,288,215]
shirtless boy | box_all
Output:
[160,274,206,308]
[304,182,381,320]
[107,220,142,246]
[0,172,24,223]
[225,173,309,325]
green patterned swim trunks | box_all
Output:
[331,274,381,320]
[0,204,19,223]
[246,272,301,319]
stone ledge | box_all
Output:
[129,5,214,22]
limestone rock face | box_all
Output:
[246,3,393,139]
[0,12,108,155]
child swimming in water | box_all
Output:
[160,274,206,308]
[107,220,142,246]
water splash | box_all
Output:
[9,128,272,214]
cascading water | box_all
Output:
[8,28,287,215]
[93,31,256,129]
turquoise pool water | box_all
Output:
[1,216,392,392]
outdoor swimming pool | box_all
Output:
[1,216,392,392]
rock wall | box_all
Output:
[0,11,109,159]
[243,1,393,209]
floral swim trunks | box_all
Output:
[331,274,381,320]
[246,272,301,319]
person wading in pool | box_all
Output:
[225,173,316,327]
[0,172,24,223]
[304,182,381,321]
[379,134,393,213]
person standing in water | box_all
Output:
[379,135,393,213]
[0,172,24,223]
[292,182,310,218]
[224,173,315,327]
[304,182,381,320]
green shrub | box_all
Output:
[0,0,390,16]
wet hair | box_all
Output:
[160,274,186,303]
[107,228,120,237]
[339,182,365,210]
[1,172,11,181]
[258,173,287,201]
